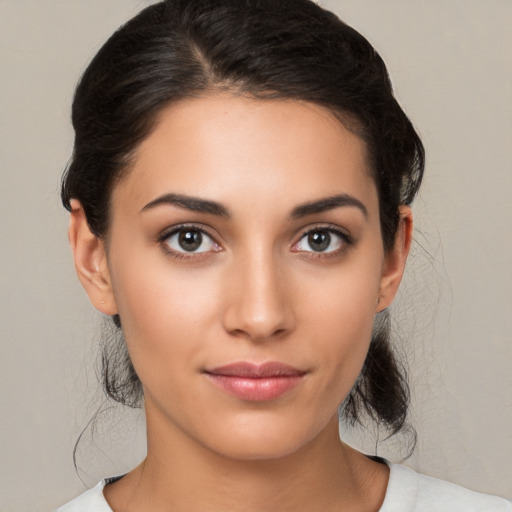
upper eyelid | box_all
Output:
[158,223,218,242]
[291,226,354,257]
[156,222,353,248]
[296,224,352,241]
[158,225,221,258]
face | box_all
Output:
[72,94,410,461]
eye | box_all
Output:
[293,228,349,254]
[162,227,219,254]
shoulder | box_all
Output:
[53,480,113,512]
[380,463,512,512]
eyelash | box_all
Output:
[292,225,353,259]
[157,224,353,261]
[158,224,220,261]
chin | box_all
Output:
[200,412,332,462]
[212,436,308,462]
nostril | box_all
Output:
[228,326,276,340]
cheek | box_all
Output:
[107,250,223,382]
[312,292,375,368]
[297,255,382,395]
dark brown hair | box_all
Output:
[62,0,424,439]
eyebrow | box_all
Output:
[141,193,230,218]
[290,194,368,219]
[140,192,367,219]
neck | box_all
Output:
[104,409,388,512]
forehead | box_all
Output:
[112,94,377,217]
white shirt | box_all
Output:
[55,463,512,511]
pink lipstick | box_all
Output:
[204,362,306,401]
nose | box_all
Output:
[222,248,295,342]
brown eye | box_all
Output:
[293,228,348,254]
[178,230,203,251]
[307,231,331,252]
[163,228,218,254]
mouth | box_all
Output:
[203,362,307,401]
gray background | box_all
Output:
[1,1,511,510]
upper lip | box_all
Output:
[205,362,306,378]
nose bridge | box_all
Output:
[223,243,294,341]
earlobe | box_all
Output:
[376,206,413,312]
[68,199,118,315]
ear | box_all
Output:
[376,206,413,312]
[68,199,118,315]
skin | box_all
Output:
[69,94,413,512]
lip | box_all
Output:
[204,362,307,401]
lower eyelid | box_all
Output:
[157,224,352,259]
[168,233,215,251]
[295,228,351,247]
[158,225,221,254]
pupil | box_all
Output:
[308,231,330,252]
[178,230,202,251]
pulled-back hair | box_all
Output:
[62,0,424,439]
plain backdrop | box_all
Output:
[0,1,511,510]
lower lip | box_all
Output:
[205,374,304,401]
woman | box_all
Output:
[56,0,511,510]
